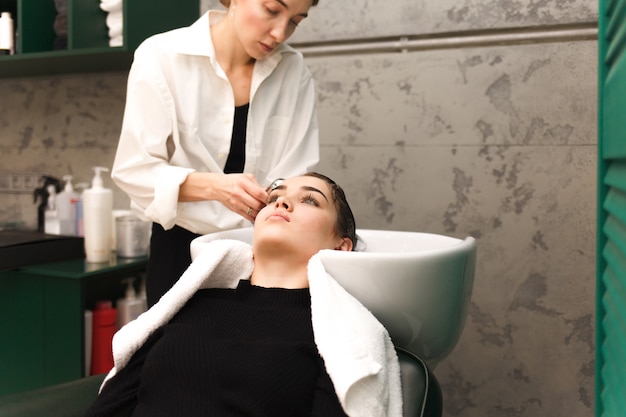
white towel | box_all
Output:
[105,11,122,35]
[100,0,123,46]
[109,36,123,47]
[105,11,123,46]
[99,0,122,13]
[101,239,402,417]
[308,253,402,416]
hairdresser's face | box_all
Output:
[253,176,351,259]
[232,0,312,59]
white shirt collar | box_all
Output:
[175,10,294,73]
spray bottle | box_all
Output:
[57,175,80,235]
[33,175,61,233]
[83,167,113,263]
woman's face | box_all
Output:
[253,176,352,259]
[232,0,313,59]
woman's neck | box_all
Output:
[210,14,255,73]
[250,254,310,289]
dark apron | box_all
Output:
[145,223,200,307]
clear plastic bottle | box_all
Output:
[57,175,80,236]
[116,277,147,329]
[74,182,89,237]
[44,184,61,235]
[138,275,147,311]
[83,167,113,263]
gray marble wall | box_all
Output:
[0,0,598,415]
[310,42,597,417]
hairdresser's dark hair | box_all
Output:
[220,0,319,7]
[303,172,356,251]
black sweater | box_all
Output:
[84,280,348,417]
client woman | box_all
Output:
[85,173,402,417]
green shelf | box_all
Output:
[0,256,148,395]
[0,47,134,77]
[0,0,199,78]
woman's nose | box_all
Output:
[274,195,290,210]
[270,21,290,44]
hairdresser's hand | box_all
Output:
[179,172,268,221]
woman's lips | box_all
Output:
[259,42,274,53]
[266,211,289,222]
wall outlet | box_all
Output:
[0,172,45,194]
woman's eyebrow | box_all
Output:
[272,184,329,202]
[276,0,309,17]
[301,186,329,202]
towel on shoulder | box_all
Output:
[102,239,403,417]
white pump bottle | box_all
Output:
[83,167,113,263]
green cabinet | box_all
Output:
[0,257,147,395]
[0,0,199,78]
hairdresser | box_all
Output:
[111,0,320,306]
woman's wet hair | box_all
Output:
[303,172,357,251]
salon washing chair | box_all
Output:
[0,351,441,417]
[0,227,479,417]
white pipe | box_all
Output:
[294,27,598,57]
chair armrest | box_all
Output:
[397,348,443,417]
[0,374,105,417]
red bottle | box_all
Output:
[90,300,117,375]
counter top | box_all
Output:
[21,256,148,279]
[0,231,85,270]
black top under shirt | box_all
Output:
[84,280,348,417]
[223,103,249,174]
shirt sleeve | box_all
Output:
[111,39,194,230]
[84,328,164,417]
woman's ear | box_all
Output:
[335,237,353,252]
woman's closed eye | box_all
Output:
[301,193,320,206]
[267,192,320,207]
[264,4,303,27]
[265,6,279,16]
[267,192,280,204]
[290,17,303,27]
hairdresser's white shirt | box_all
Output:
[112,11,319,235]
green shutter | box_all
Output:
[597,0,626,415]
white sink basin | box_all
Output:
[191,228,476,369]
